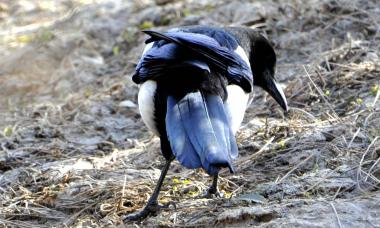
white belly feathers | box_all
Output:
[224,85,249,134]
[138,43,160,136]
[138,80,159,136]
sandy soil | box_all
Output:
[0,0,379,227]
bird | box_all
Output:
[125,25,288,221]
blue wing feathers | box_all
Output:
[166,92,236,175]
[180,26,239,50]
[143,30,227,71]
[204,95,239,162]
[134,29,253,92]
[166,96,202,169]
[132,42,210,83]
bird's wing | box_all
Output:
[133,30,253,92]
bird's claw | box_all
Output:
[123,201,176,222]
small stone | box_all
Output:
[119,100,137,108]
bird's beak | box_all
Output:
[263,71,288,111]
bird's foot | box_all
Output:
[123,201,176,222]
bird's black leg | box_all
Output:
[124,158,173,221]
[202,175,223,198]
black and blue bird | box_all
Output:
[126,26,288,220]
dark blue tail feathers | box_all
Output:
[166,92,238,175]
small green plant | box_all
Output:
[112,46,120,56]
[84,88,93,98]
[121,28,138,43]
[278,139,286,149]
[370,85,379,97]
[172,178,192,185]
[172,178,181,184]
[303,191,312,199]
[17,34,35,43]
[139,21,154,30]
[38,28,54,41]
[182,8,191,17]
[224,191,232,198]
[3,126,13,137]
[160,16,172,26]
[188,190,198,197]
[356,98,363,105]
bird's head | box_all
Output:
[248,33,288,111]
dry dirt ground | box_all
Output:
[0,0,379,227]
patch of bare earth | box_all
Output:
[0,0,379,227]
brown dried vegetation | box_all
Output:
[0,0,379,227]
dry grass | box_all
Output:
[0,0,379,227]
